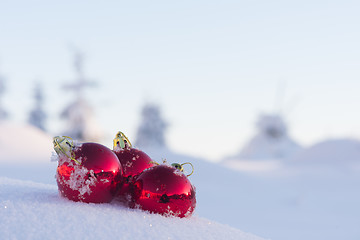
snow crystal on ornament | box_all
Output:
[68,166,95,196]
[173,168,186,177]
[163,205,184,218]
[56,152,95,198]
[125,161,133,168]
[184,206,195,218]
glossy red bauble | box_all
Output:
[56,142,123,203]
[114,148,156,201]
[131,164,196,218]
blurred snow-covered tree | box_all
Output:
[28,82,47,131]
[238,113,302,159]
[60,51,102,141]
[135,103,168,149]
[0,73,9,120]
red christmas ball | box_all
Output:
[112,131,156,202]
[131,164,196,218]
[114,148,155,200]
[54,137,123,203]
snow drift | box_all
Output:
[0,121,53,163]
[290,138,360,164]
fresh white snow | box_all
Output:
[290,138,360,164]
[0,121,53,162]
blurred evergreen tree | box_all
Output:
[0,73,9,120]
[28,82,47,131]
[60,51,102,141]
[238,113,302,159]
[135,103,168,149]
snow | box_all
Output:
[1,123,360,240]
[0,177,262,240]
[290,138,360,164]
[0,121,53,163]
[222,159,282,172]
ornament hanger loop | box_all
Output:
[150,159,166,166]
[181,162,194,177]
[53,136,80,165]
[150,161,160,166]
[155,160,194,177]
[113,131,132,149]
[171,162,194,177]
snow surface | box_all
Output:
[0,177,262,240]
[1,123,360,240]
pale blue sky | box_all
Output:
[1,0,360,160]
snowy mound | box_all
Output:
[0,177,264,240]
[291,138,360,163]
[0,122,52,163]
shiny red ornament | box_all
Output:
[131,164,196,218]
[54,137,123,203]
[112,131,156,201]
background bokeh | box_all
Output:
[1,0,360,161]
